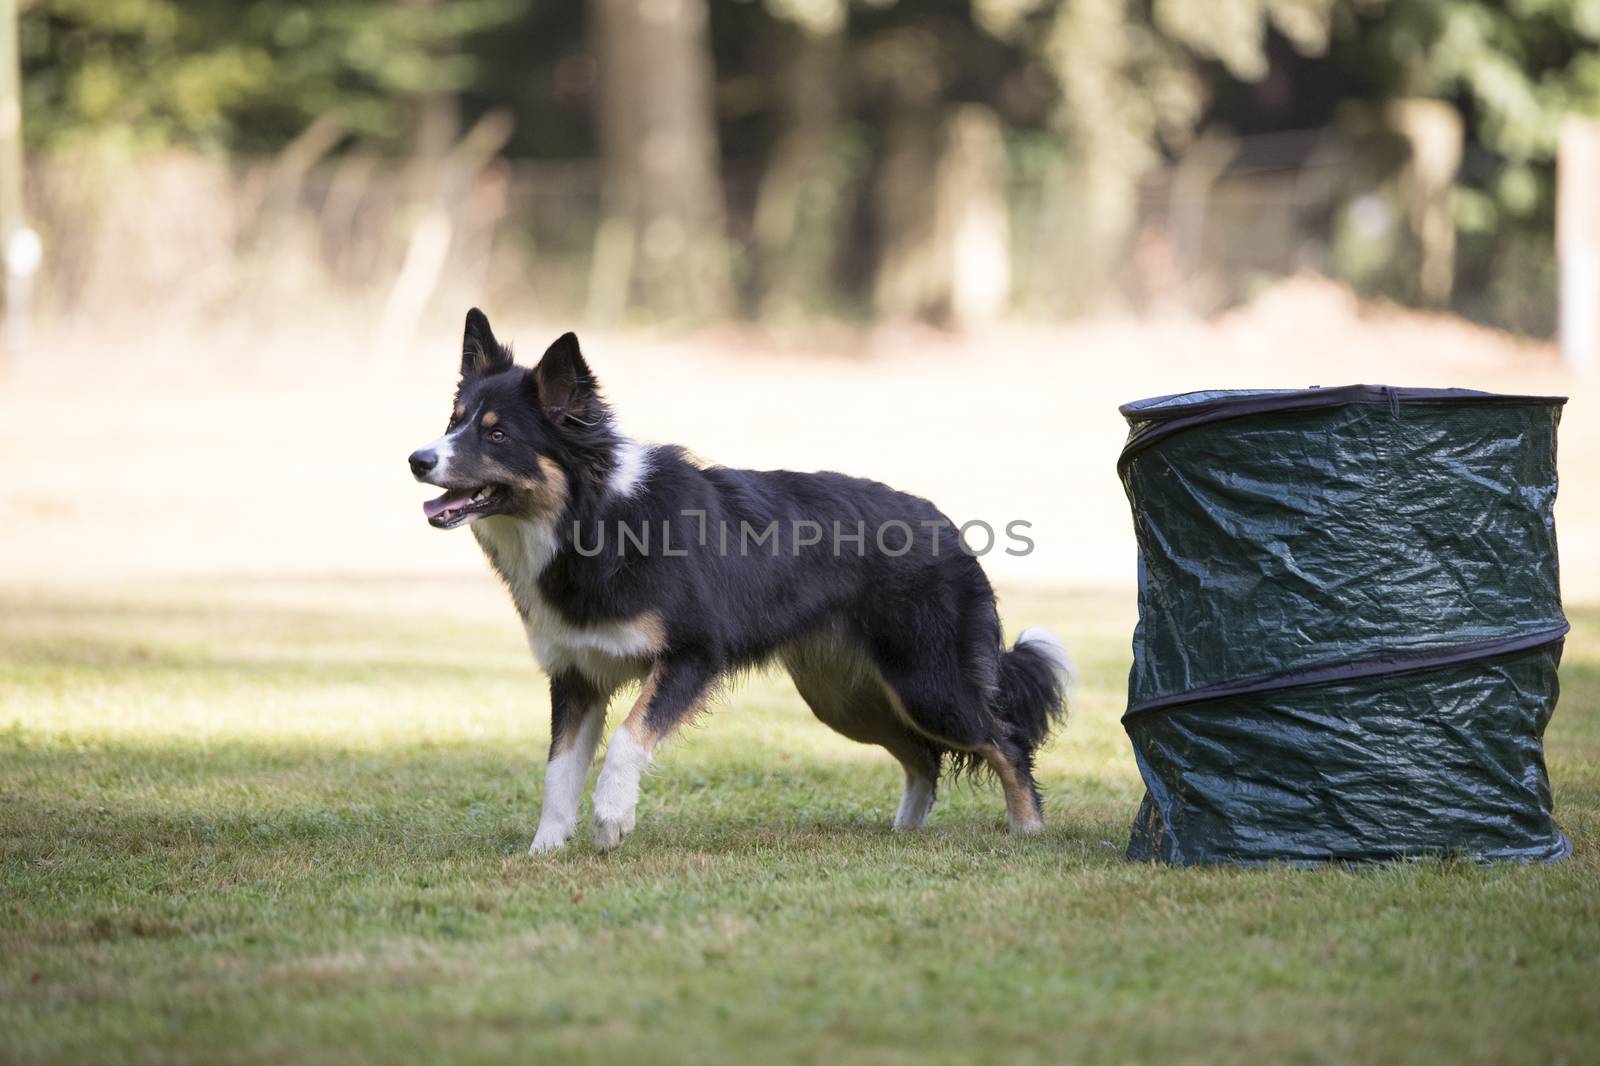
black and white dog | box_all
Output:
[409,309,1071,853]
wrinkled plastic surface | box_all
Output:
[1119,386,1569,865]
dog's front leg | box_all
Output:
[529,672,610,855]
[591,653,718,851]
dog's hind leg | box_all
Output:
[783,634,941,830]
[870,644,1045,834]
[978,743,1044,834]
[591,652,719,852]
[890,743,940,831]
[529,672,613,855]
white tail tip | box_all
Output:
[1017,627,1075,691]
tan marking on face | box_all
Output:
[480,455,569,520]
[528,456,569,516]
[481,410,499,428]
[454,402,467,419]
[980,746,1044,831]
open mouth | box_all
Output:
[422,484,508,529]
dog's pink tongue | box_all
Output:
[423,490,473,519]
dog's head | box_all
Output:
[409,309,602,529]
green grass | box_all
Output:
[3,579,1598,1065]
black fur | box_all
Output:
[414,309,1070,834]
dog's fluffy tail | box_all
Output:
[993,627,1073,750]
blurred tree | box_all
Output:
[15,0,1598,331]
[406,0,460,162]
[1356,0,1600,167]
[1354,1,1600,330]
[750,0,851,319]
[0,0,31,352]
[587,0,731,322]
[1219,0,1600,332]
[19,0,522,152]
[974,0,1339,309]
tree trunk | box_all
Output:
[587,0,730,322]
[1387,98,1461,308]
[0,0,34,355]
[873,104,1011,327]
[404,0,459,205]
[751,21,846,320]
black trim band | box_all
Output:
[1118,385,1567,469]
[1122,623,1570,722]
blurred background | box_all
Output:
[3,0,1600,596]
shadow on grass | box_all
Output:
[1,730,1137,970]
[3,584,1593,916]
[1,731,1134,863]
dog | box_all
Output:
[409,309,1072,853]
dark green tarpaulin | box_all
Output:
[1118,385,1570,865]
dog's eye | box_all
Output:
[488,429,507,443]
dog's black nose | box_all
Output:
[409,449,437,477]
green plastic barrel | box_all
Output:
[1118,386,1570,865]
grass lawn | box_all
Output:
[2,578,1597,1064]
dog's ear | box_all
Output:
[531,331,597,424]
[461,308,513,378]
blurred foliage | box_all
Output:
[964,0,1338,307]
[1359,0,1600,164]
[20,0,1597,183]
[977,0,1337,170]
[20,0,526,151]
[1324,1,1600,334]
[18,0,1600,177]
[13,0,1600,333]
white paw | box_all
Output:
[1008,816,1045,835]
[591,790,638,850]
[591,729,648,851]
[592,811,630,851]
[528,823,573,855]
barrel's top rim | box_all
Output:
[1120,384,1568,422]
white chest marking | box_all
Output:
[473,513,656,689]
[473,513,561,616]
